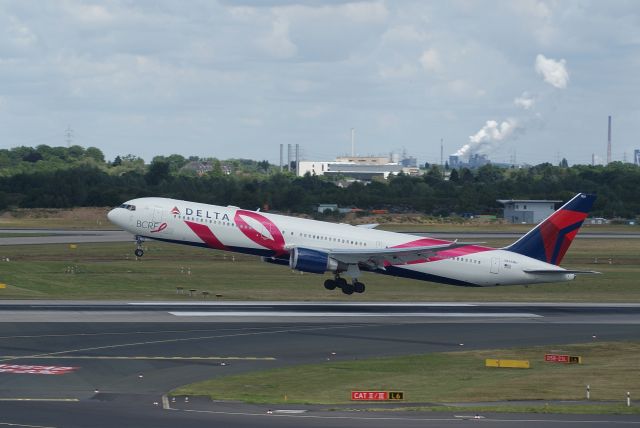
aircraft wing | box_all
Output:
[296,241,476,269]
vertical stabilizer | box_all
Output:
[506,193,596,265]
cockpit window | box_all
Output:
[119,204,136,211]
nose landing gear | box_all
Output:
[134,236,145,257]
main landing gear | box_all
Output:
[324,275,365,295]
[134,235,145,257]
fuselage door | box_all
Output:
[490,257,500,274]
[152,206,164,222]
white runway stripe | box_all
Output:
[169,311,541,318]
[131,302,476,306]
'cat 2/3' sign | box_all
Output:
[351,391,404,401]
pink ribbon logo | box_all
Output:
[151,222,167,233]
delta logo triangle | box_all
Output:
[170,206,180,215]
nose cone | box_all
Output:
[107,208,124,228]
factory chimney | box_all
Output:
[351,128,355,157]
[607,115,612,165]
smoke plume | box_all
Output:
[455,119,518,158]
[535,54,569,89]
[514,91,535,109]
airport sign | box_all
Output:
[544,354,582,364]
[351,391,404,401]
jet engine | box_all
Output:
[289,247,340,274]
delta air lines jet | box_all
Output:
[107,193,597,295]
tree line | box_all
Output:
[0,145,638,218]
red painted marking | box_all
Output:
[234,210,286,256]
[549,210,587,229]
[0,364,78,375]
[184,221,227,250]
[556,229,579,264]
[538,209,587,263]
[388,238,493,266]
[544,354,570,363]
[539,220,558,263]
[170,206,180,215]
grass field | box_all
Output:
[170,341,640,408]
[0,236,638,301]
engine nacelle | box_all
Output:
[289,247,339,274]
[261,256,290,267]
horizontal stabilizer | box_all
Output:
[524,269,601,275]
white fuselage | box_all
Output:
[108,197,575,287]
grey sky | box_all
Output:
[1,1,638,166]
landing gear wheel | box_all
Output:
[341,282,355,295]
[324,279,337,290]
[134,235,145,258]
[353,281,365,294]
[335,277,348,289]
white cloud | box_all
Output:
[257,15,297,59]
[6,16,38,48]
[379,63,417,79]
[382,25,428,43]
[240,117,264,127]
[419,48,442,72]
[64,2,113,24]
[342,1,389,23]
[535,54,569,89]
[514,92,535,109]
[510,0,552,20]
[298,105,326,119]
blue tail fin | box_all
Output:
[506,193,596,265]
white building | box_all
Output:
[498,199,561,224]
[298,160,404,180]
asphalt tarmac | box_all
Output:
[0,302,639,427]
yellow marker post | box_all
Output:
[485,358,530,369]
[69,244,77,249]
[0,283,6,289]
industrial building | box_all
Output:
[449,153,490,169]
[298,154,418,180]
[498,198,561,224]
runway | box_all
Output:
[0,302,638,426]
[1,300,639,323]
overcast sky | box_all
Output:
[1,0,639,166]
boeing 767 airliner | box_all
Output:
[108,193,597,294]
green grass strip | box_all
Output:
[171,341,640,410]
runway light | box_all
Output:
[138,374,144,379]
[592,335,597,339]
[459,343,464,346]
